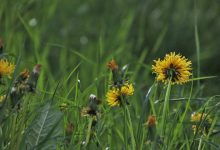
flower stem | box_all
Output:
[85,118,93,146]
[194,0,201,88]
[198,136,203,150]
[125,105,136,150]
[161,80,172,137]
[123,104,128,150]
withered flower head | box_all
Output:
[19,69,30,80]
[107,59,118,70]
[81,107,97,117]
[33,64,41,74]
[146,115,157,127]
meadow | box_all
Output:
[0,0,220,149]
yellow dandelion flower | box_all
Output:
[121,83,134,96]
[106,87,121,107]
[152,52,192,84]
[191,112,212,134]
[191,112,212,124]
[107,59,118,70]
[0,59,15,77]
[106,83,134,107]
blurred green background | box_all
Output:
[0,0,220,94]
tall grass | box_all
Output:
[0,0,220,149]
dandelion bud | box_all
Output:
[28,64,41,92]
[145,115,157,141]
[146,115,157,127]
[33,64,41,74]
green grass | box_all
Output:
[0,0,220,149]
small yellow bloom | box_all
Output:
[191,112,212,134]
[106,83,134,107]
[106,87,121,107]
[191,112,212,124]
[0,59,15,77]
[121,83,134,96]
[152,52,192,84]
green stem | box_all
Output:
[123,104,128,150]
[161,81,172,137]
[125,105,136,150]
[194,0,200,88]
[198,136,203,150]
[85,118,93,146]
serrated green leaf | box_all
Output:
[23,102,63,150]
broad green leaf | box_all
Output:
[23,102,63,150]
